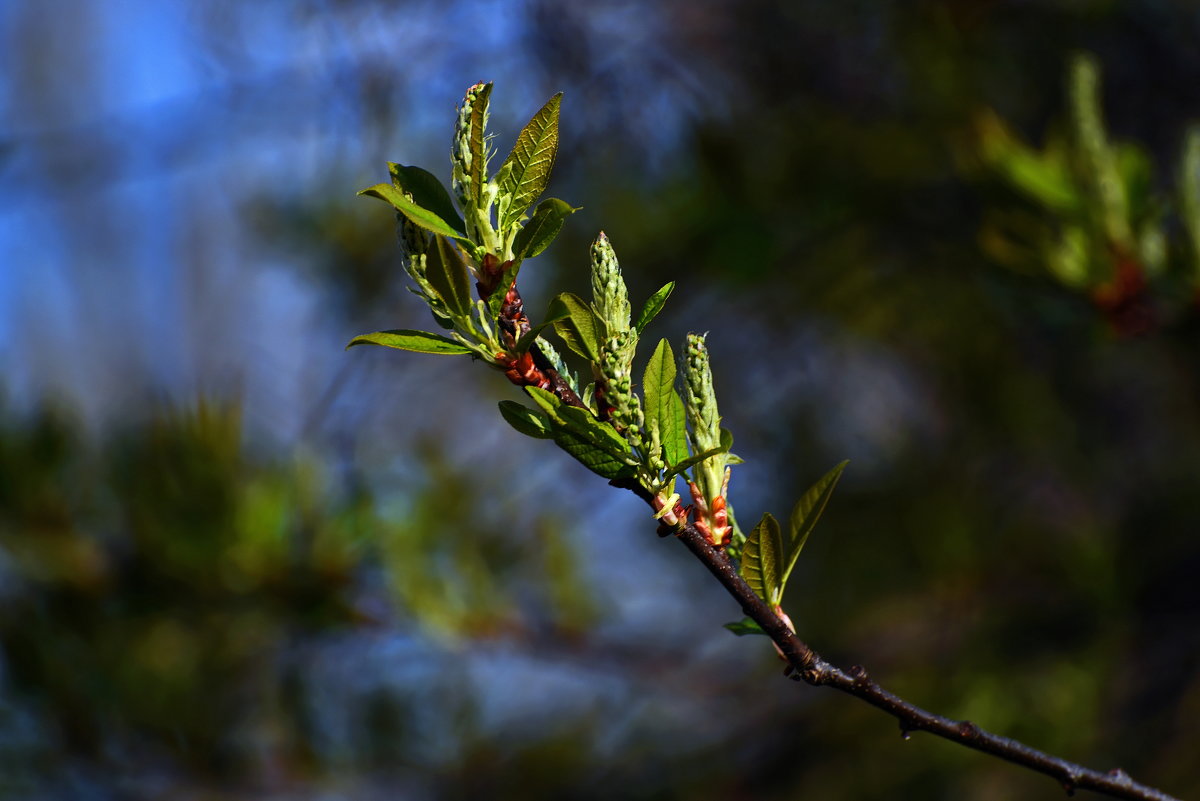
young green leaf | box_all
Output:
[515,296,572,353]
[741,512,783,607]
[346,330,474,355]
[424,236,473,316]
[388,163,467,237]
[525,387,630,457]
[723,618,767,637]
[498,92,562,230]
[779,460,848,591]
[513,198,578,259]
[467,82,493,208]
[550,292,602,362]
[660,444,728,484]
[643,339,689,467]
[485,258,523,319]
[634,281,675,334]
[551,429,637,480]
[498,401,555,439]
[525,386,636,480]
[359,183,468,242]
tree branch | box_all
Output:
[670,523,1182,801]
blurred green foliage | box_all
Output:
[4,1,1200,800]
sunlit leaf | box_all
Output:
[779,460,848,591]
[346,329,473,354]
[741,512,783,607]
[388,163,466,237]
[643,338,689,468]
[498,401,554,439]
[424,236,473,316]
[513,198,578,259]
[468,82,493,207]
[550,292,602,362]
[723,618,767,637]
[499,92,562,230]
[359,183,467,242]
[634,281,675,334]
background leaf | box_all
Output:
[513,198,578,259]
[346,329,474,355]
[741,512,783,607]
[499,92,562,230]
[780,460,849,591]
[634,281,675,334]
[498,401,555,439]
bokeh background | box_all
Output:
[2,1,1199,799]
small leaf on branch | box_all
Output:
[779,460,848,591]
[424,236,473,316]
[499,92,562,230]
[498,401,555,439]
[346,329,474,355]
[635,281,675,334]
[359,183,468,242]
[723,618,768,637]
[741,512,784,607]
[513,198,578,259]
[551,292,603,362]
[643,338,690,468]
[661,444,728,483]
[388,163,467,237]
[515,296,572,353]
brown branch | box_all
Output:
[667,522,1182,801]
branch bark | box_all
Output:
[669,523,1182,801]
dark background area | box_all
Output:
[2,1,1199,799]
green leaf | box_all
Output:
[643,339,689,467]
[634,281,675,334]
[485,257,523,319]
[661,444,728,484]
[498,401,555,439]
[424,236,473,316]
[388,164,467,237]
[551,429,636,479]
[550,292,602,362]
[525,386,634,479]
[499,92,562,230]
[468,82,493,207]
[359,183,467,242]
[723,618,767,637]
[515,296,572,353]
[513,198,578,260]
[741,512,783,607]
[346,329,474,355]
[779,460,848,591]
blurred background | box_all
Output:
[2,1,1199,798]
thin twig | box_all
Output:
[669,523,1183,801]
